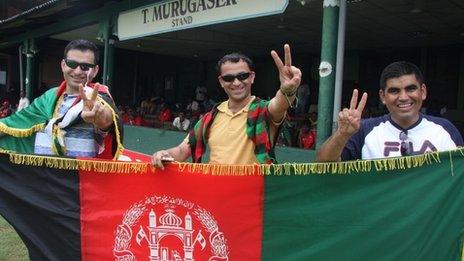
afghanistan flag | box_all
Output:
[0,149,464,260]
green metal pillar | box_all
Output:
[316,0,340,149]
[24,39,37,101]
[104,38,115,88]
[101,16,115,90]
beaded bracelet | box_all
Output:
[280,89,298,108]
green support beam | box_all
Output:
[103,38,115,89]
[316,0,340,149]
[100,16,116,89]
[24,39,37,101]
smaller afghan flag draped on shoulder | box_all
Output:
[0,149,464,260]
[0,81,124,159]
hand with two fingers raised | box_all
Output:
[316,89,368,162]
[79,83,113,130]
[270,44,302,96]
[336,89,368,139]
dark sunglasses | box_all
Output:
[64,59,95,71]
[220,72,251,83]
[399,131,413,156]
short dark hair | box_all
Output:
[216,53,254,74]
[63,39,100,64]
[379,61,424,90]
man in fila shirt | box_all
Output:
[316,61,463,162]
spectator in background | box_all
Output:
[296,82,310,116]
[0,101,11,118]
[118,105,125,119]
[127,111,135,125]
[172,111,190,132]
[122,108,145,126]
[276,121,293,147]
[158,102,173,127]
[17,90,30,112]
[133,112,145,126]
[186,98,199,112]
[122,107,132,124]
[298,122,316,150]
[195,85,207,103]
[140,97,150,115]
[188,98,203,119]
[309,111,318,129]
[148,97,158,114]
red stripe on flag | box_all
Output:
[80,164,263,260]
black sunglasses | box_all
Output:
[64,59,95,71]
[220,72,251,83]
[399,131,413,156]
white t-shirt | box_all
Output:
[342,114,463,160]
[17,97,30,111]
[173,117,190,131]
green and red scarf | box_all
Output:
[188,97,277,164]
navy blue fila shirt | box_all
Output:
[341,114,463,160]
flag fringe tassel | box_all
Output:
[0,122,45,137]
[98,97,124,160]
[6,152,147,174]
[2,148,462,175]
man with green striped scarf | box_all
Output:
[152,44,301,167]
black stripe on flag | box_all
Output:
[0,154,81,261]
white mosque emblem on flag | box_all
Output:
[113,195,229,261]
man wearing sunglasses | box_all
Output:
[152,44,301,168]
[0,39,122,159]
[316,61,463,162]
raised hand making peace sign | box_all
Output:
[315,89,368,162]
[337,89,368,137]
[271,44,302,95]
[79,83,113,130]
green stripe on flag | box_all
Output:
[263,151,464,260]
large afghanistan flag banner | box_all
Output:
[1,149,464,260]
